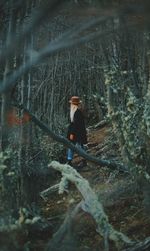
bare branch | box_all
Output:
[40,184,60,199]
[0,0,63,65]
[0,16,115,94]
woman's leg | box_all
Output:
[66,148,74,164]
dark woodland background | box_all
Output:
[0,1,150,251]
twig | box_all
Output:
[40,184,59,199]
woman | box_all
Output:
[67,96,87,166]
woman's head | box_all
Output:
[69,96,82,106]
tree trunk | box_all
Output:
[1,0,16,151]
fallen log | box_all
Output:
[49,161,133,250]
[13,103,129,173]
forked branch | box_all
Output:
[48,161,133,249]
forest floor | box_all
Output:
[33,124,150,251]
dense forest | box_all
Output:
[0,0,150,250]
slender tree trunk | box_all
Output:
[1,0,16,151]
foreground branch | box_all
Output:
[0,16,115,94]
[49,161,132,249]
[0,0,63,66]
[46,202,82,251]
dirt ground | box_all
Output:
[37,125,150,251]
